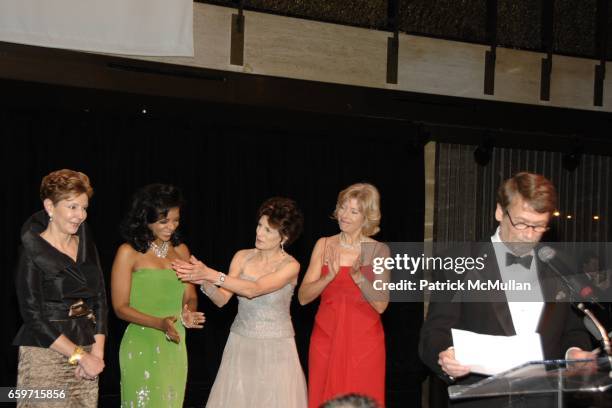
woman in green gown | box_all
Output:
[111,184,205,407]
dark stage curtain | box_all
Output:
[436,143,612,242]
[0,105,425,407]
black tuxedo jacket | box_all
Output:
[419,241,592,383]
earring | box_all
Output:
[48,214,53,222]
[280,241,285,253]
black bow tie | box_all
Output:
[506,253,533,269]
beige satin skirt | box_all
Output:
[17,346,98,408]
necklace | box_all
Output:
[150,241,170,258]
[339,233,363,250]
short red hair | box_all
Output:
[40,169,93,203]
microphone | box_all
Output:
[537,246,602,307]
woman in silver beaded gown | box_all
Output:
[173,197,307,408]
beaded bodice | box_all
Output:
[230,273,295,339]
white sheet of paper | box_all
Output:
[451,328,544,375]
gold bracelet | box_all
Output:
[68,346,85,365]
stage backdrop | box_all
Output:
[1,98,426,407]
[435,143,612,242]
[0,0,193,56]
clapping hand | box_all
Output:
[349,256,365,286]
[323,245,341,282]
[181,304,206,329]
[161,316,180,344]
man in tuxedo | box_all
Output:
[419,172,595,407]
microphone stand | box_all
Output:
[576,303,611,356]
[556,269,604,310]
[576,302,612,382]
[538,246,604,309]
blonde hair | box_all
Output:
[40,169,93,204]
[333,183,381,237]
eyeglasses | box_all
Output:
[505,210,549,233]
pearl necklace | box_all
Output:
[150,241,170,258]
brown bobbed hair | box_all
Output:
[257,197,304,246]
[333,183,381,237]
[497,172,557,214]
[40,169,93,204]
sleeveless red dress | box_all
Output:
[308,264,385,407]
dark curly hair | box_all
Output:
[120,184,184,253]
[257,197,303,246]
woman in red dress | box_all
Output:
[298,183,390,408]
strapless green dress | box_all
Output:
[119,269,187,407]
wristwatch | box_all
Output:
[215,272,227,287]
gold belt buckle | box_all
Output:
[68,299,87,317]
[68,299,96,325]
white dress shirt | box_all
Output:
[491,227,544,335]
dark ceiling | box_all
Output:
[197,0,612,61]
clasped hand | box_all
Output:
[75,352,105,381]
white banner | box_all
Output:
[0,0,193,56]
